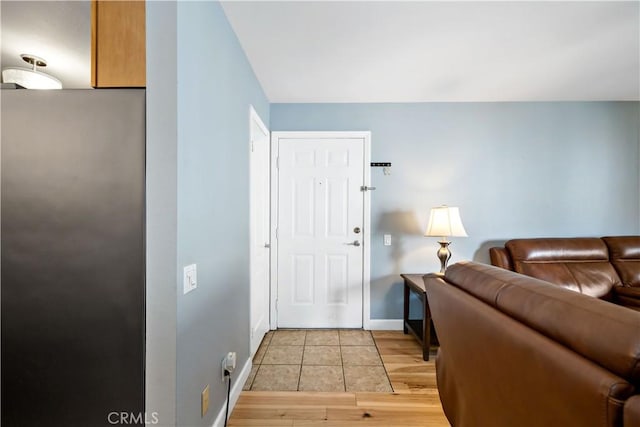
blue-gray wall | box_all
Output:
[147,2,269,426]
[176,2,269,426]
[147,3,640,423]
[146,2,178,426]
[271,102,640,319]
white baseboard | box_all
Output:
[367,319,403,330]
[212,357,252,427]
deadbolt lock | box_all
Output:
[353,227,361,234]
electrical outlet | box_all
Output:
[201,384,210,417]
[384,234,392,246]
[221,351,237,381]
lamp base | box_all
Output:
[436,240,452,275]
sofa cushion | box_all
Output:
[505,237,621,298]
[446,261,640,384]
[603,236,640,288]
[615,287,640,311]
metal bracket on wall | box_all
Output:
[370,162,392,176]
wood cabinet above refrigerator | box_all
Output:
[91,0,145,88]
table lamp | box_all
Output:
[425,205,468,274]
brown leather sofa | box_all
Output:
[489,236,640,310]
[424,261,640,427]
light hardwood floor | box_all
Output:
[229,330,450,426]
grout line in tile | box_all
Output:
[248,363,261,391]
[340,339,347,392]
[296,363,302,391]
[371,330,394,392]
[297,331,305,391]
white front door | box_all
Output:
[274,134,368,328]
[249,107,270,355]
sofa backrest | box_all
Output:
[445,261,640,386]
[603,236,640,288]
[504,237,621,298]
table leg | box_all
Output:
[422,292,430,361]
[403,281,409,334]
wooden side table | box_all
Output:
[401,273,438,361]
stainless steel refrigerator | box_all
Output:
[1,89,145,426]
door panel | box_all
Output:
[277,137,364,328]
[249,109,270,355]
[327,178,348,236]
[327,255,348,304]
[294,178,315,236]
[293,255,315,303]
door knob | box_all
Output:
[345,240,361,247]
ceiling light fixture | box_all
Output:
[2,54,62,90]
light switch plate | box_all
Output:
[384,234,392,246]
[183,264,197,294]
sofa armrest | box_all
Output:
[489,247,513,270]
[602,236,640,287]
[624,395,640,426]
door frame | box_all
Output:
[270,131,372,329]
[249,105,271,355]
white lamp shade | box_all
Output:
[425,206,468,238]
[2,67,62,90]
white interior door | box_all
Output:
[276,135,366,328]
[249,107,270,355]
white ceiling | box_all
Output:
[221,1,640,103]
[1,1,91,89]
[1,1,638,102]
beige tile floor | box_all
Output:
[243,329,393,392]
